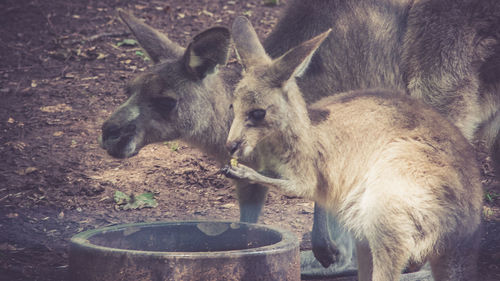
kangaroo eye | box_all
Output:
[249,109,266,122]
[151,97,177,115]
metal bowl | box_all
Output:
[69,221,300,281]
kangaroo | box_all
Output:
[224,17,483,281]
[402,0,500,172]
[99,11,257,219]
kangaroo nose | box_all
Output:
[226,140,241,155]
[102,124,122,141]
[102,123,136,141]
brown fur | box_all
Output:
[225,20,483,281]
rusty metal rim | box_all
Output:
[70,220,299,258]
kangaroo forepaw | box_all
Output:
[221,164,257,181]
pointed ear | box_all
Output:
[232,16,271,69]
[118,9,184,63]
[182,27,231,80]
[267,29,331,87]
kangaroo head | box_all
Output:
[100,10,231,158]
[226,16,330,165]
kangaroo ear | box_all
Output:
[267,29,331,87]
[118,9,184,63]
[183,27,231,80]
[232,16,271,69]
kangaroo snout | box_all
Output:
[226,140,241,155]
[100,121,139,158]
[102,123,136,142]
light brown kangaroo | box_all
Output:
[224,17,483,281]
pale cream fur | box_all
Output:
[225,24,483,281]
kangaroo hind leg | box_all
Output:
[430,228,480,281]
[369,239,410,281]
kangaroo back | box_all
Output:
[264,0,411,102]
[403,0,500,168]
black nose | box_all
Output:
[226,140,241,155]
[102,123,136,141]
[102,124,121,141]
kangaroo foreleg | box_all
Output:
[222,164,303,198]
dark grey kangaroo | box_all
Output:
[402,0,500,171]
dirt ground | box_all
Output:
[0,0,498,280]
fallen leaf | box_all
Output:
[0,243,19,251]
[25,167,38,174]
[7,117,14,124]
[114,191,158,210]
[116,39,138,47]
[40,104,73,113]
[221,203,235,209]
[53,131,64,137]
[97,53,107,60]
[6,213,18,219]
[81,76,99,80]
[201,10,213,17]
[6,141,27,151]
[114,190,130,205]
[263,0,279,6]
[16,167,38,175]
